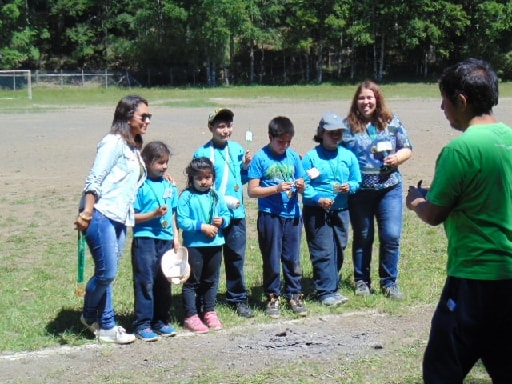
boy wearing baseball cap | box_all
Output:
[193,108,254,318]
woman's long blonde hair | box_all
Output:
[346,81,393,133]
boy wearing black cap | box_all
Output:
[193,108,254,318]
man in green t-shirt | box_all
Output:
[406,58,512,383]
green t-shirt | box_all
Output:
[427,122,512,280]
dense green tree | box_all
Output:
[246,0,286,84]
[2,0,512,82]
[0,0,48,68]
[398,1,469,78]
[464,1,512,64]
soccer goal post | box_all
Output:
[0,70,32,99]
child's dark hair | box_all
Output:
[141,141,171,165]
[268,116,295,138]
[185,157,216,190]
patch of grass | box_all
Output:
[4,81,512,118]
[4,82,512,114]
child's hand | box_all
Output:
[319,198,334,210]
[278,181,294,193]
[294,178,305,193]
[212,217,223,227]
[338,182,350,193]
[201,224,218,238]
[244,150,253,166]
[154,205,168,217]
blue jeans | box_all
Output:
[131,237,173,332]
[303,206,349,300]
[257,212,303,299]
[222,218,248,305]
[182,246,222,318]
[82,209,126,330]
[349,183,403,289]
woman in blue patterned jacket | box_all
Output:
[341,81,413,300]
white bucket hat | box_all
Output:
[161,246,190,284]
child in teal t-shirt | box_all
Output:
[132,141,179,342]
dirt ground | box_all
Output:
[1,96,511,383]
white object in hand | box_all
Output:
[377,141,392,152]
[224,195,240,209]
[245,130,253,142]
[161,247,190,284]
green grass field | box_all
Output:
[0,84,496,383]
[3,81,512,111]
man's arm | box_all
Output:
[406,187,452,226]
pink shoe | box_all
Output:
[183,315,209,334]
[203,311,223,330]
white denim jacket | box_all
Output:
[84,133,146,226]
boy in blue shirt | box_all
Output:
[193,108,254,318]
[247,116,307,318]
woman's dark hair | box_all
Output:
[111,95,148,149]
[268,116,294,138]
[346,81,393,133]
[438,58,498,116]
[185,157,216,191]
[141,141,171,165]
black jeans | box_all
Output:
[182,245,222,318]
[423,277,512,383]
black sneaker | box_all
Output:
[266,294,280,319]
[288,294,307,317]
[235,302,255,318]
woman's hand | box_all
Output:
[163,173,175,184]
[74,211,92,231]
[383,153,400,168]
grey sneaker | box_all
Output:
[288,294,307,317]
[235,302,255,318]
[333,292,350,303]
[321,293,349,306]
[355,281,371,296]
[266,294,280,319]
[382,284,404,300]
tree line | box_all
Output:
[1,0,511,86]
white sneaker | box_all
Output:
[96,326,136,344]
